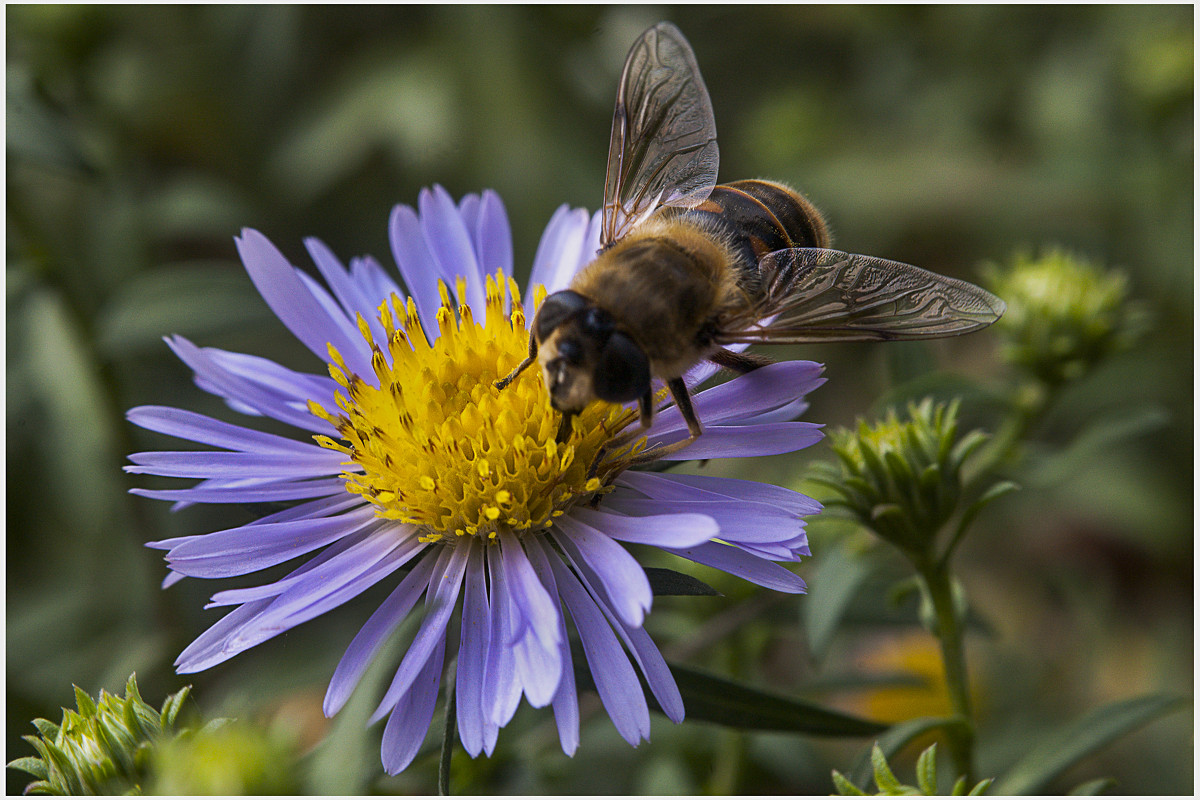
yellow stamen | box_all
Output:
[310,271,637,540]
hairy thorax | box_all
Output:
[570,216,744,379]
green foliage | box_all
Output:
[833,743,993,796]
[7,675,195,795]
[990,694,1190,796]
[812,399,1002,561]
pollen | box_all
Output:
[310,272,638,543]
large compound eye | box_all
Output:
[592,331,650,403]
[580,307,614,339]
[534,290,590,342]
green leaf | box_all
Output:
[663,664,886,736]
[949,480,1019,553]
[1068,777,1118,795]
[645,567,720,596]
[95,263,271,356]
[870,743,906,794]
[1026,406,1170,488]
[73,685,97,717]
[850,717,966,788]
[832,769,870,795]
[992,693,1188,795]
[31,719,60,740]
[160,686,192,730]
[805,542,878,659]
[965,777,993,795]
[7,756,49,779]
[915,743,938,795]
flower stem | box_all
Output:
[918,558,975,784]
[438,682,457,796]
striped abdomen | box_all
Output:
[680,178,830,277]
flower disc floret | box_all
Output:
[309,272,631,542]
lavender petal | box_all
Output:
[370,543,469,723]
[165,337,336,434]
[600,496,804,546]
[620,471,822,516]
[380,626,446,775]
[647,361,826,438]
[235,229,373,378]
[474,189,513,280]
[161,506,376,578]
[664,540,808,593]
[569,506,718,548]
[549,554,650,746]
[455,543,491,757]
[523,536,580,755]
[553,515,651,628]
[323,552,439,717]
[651,421,824,461]
[125,449,347,480]
[131,478,346,505]
[419,185,485,317]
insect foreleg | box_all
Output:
[708,348,774,374]
[495,332,538,390]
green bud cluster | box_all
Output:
[987,249,1145,388]
[7,675,192,795]
[832,743,993,796]
[811,400,987,559]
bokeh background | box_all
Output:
[7,5,1192,794]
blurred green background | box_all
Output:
[7,5,1192,794]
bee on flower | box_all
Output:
[127,185,824,773]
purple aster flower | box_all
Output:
[126,185,825,774]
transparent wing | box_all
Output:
[601,22,719,247]
[717,248,1006,344]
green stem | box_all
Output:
[918,559,975,784]
[438,682,457,796]
[966,380,1045,485]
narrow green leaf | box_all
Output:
[850,717,966,788]
[1068,777,1118,795]
[7,756,49,779]
[992,693,1188,795]
[832,769,869,796]
[949,429,989,470]
[805,543,877,659]
[31,719,60,740]
[124,674,143,704]
[915,743,938,795]
[950,480,1019,548]
[1027,407,1170,488]
[74,685,97,717]
[645,567,721,596]
[966,777,993,795]
[870,743,906,794]
[95,263,271,356]
[664,663,887,736]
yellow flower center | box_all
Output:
[309,272,640,543]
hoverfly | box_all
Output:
[498,22,1004,455]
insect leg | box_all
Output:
[555,411,575,443]
[495,332,538,390]
[708,348,773,374]
[667,377,703,443]
[621,377,706,465]
[586,387,659,480]
[637,388,654,427]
